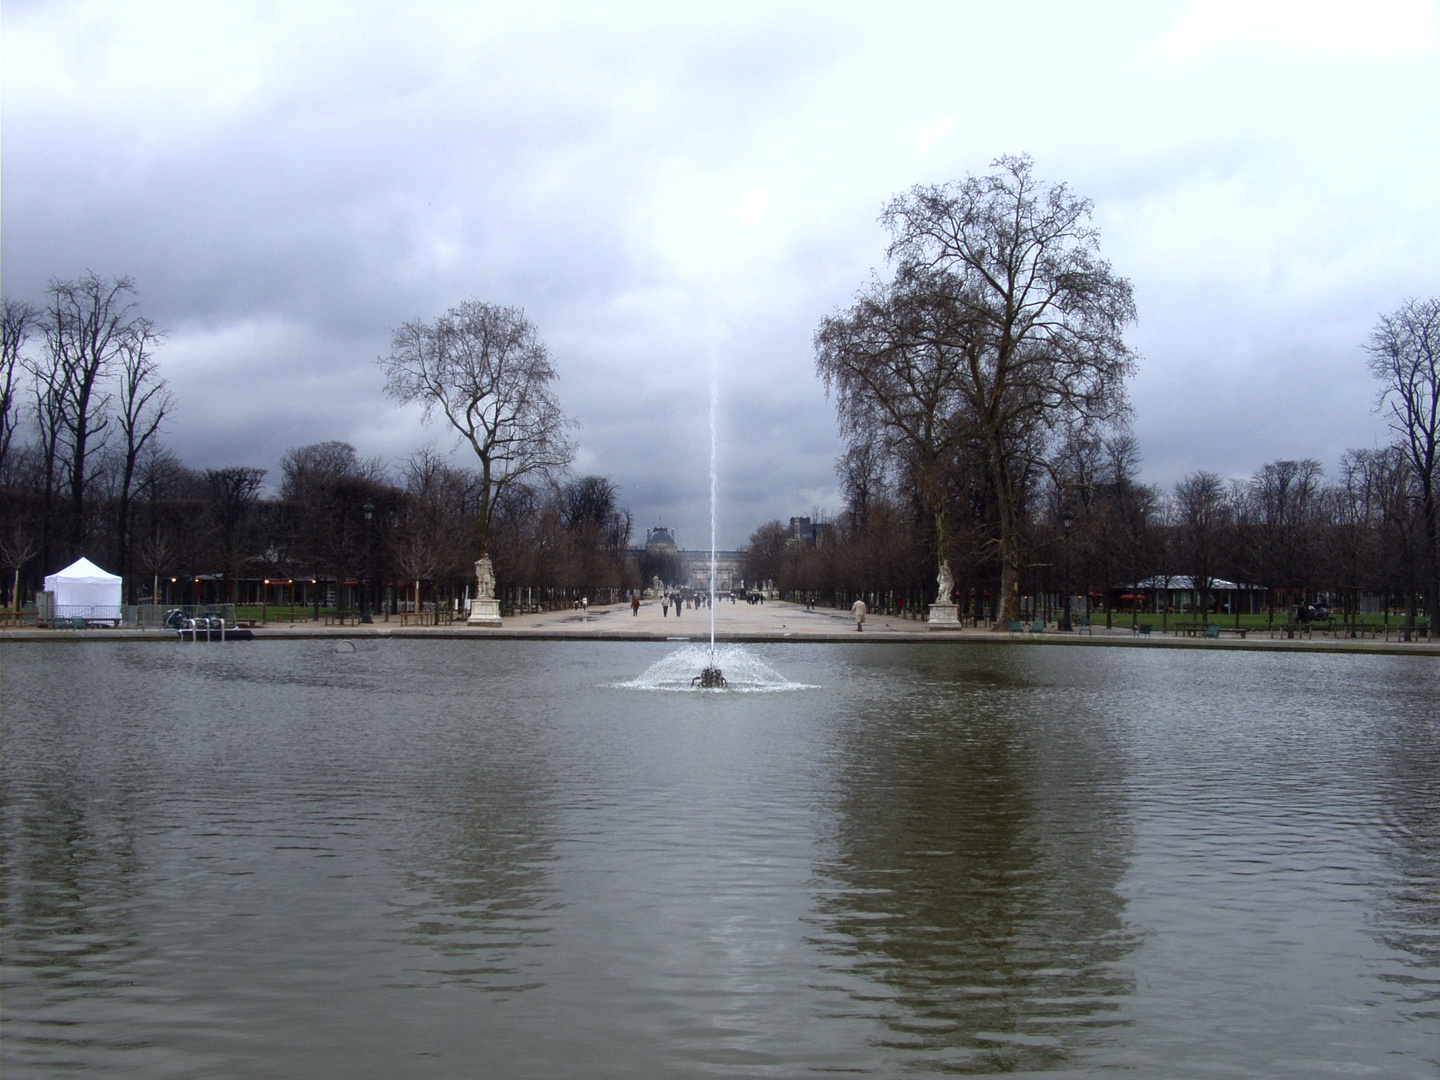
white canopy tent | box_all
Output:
[43,557,123,623]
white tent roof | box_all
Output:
[45,557,122,587]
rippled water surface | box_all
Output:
[2,639,1437,1078]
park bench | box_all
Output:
[1338,622,1382,638]
[1029,619,1045,633]
[1133,623,1153,637]
[1008,620,1024,633]
[1384,623,1431,641]
[1073,617,1093,635]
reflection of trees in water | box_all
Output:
[391,751,561,997]
[3,778,147,978]
[1,760,157,1073]
[813,660,1138,1072]
[1373,678,1440,1024]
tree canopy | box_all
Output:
[379,301,575,556]
[817,155,1137,622]
[1365,296,1439,625]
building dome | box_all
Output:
[645,527,677,552]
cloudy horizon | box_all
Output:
[4,0,1436,548]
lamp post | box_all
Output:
[360,500,375,624]
[1059,506,1075,631]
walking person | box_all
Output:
[852,598,866,631]
[631,594,640,617]
[662,595,670,617]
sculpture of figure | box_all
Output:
[936,560,955,604]
[475,556,497,601]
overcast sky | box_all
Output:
[4,0,1437,548]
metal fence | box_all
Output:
[30,602,239,629]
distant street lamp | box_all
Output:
[1060,506,1075,632]
[360,500,375,624]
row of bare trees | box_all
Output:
[751,436,1431,632]
[2,279,638,611]
[2,276,174,593]
[0,433,636,611]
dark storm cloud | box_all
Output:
[3,0,1437,545]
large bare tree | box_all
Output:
[818,155,1137,623]
[113,318,174,596]
[1,298,39,482]
[32,273,162,563]
[379,301,575,558]
[1365,296,1439,627]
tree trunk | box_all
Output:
[991,452,1023,625]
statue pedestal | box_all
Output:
[927,602,961,630]
[467,598,502,627]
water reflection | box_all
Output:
[3,640,1437,1078]
[1371,659,1440,1031]
[389,742,561,996]
[813,647,1137,1072]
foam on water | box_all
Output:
[615,643,812,692]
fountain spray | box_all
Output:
[709,367,718,653]
[694,361,726,689]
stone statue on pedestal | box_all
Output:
[928,559,960,630]
[467,555,502,626]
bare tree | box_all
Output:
[1244,459,1325,626]
[816,275,974,580]
[278,442,389,608]
[1365,296,1439,627]
[204,467,267,603]
[113,319,173,596]
[38,273,148,558]
[1,298,39,481]
[391,446,482,611]
[379,301,575,558]
[818,155,1137,623]
[742,520,790,589]
[26,349,67,572]
[0,519,41,611]
[1172,471,1231,620]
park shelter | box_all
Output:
[43,557,123,622]
[1129,575,1262,615]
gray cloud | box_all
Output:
[3,0,1436,545]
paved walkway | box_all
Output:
[5,599,1435,655]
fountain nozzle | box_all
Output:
[692,665,727,689]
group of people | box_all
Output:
[623,590,763,617]
[660,592,711,616]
